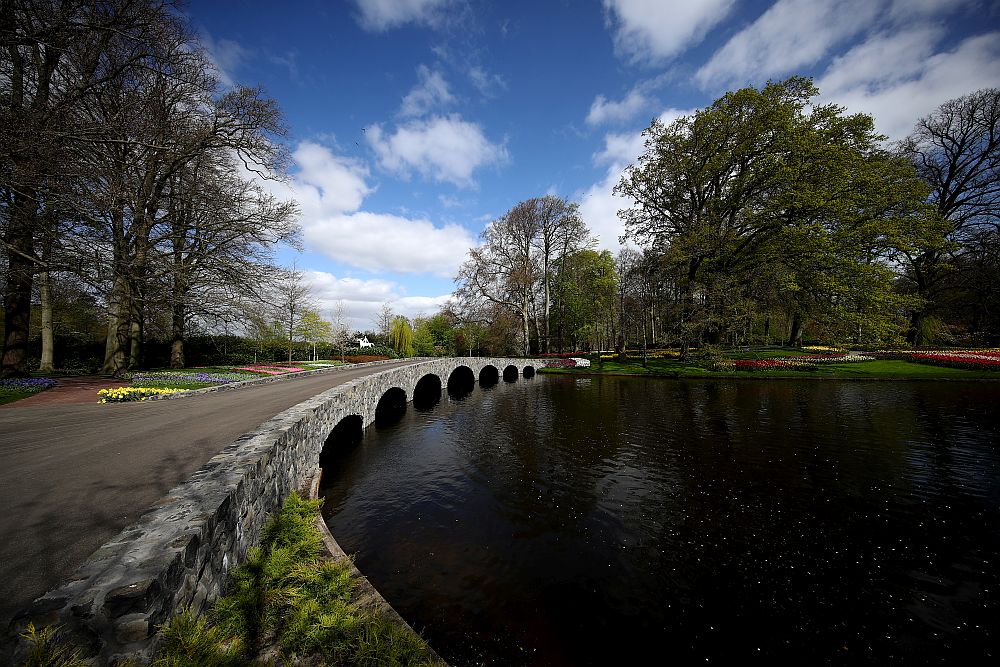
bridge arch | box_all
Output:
[523,365,536,378]
[412,373,442,410]
[502,364,519,382]
[375,386,407,426]
[479,364,499,388]
[320,414,363,475]
[447,365,476,397]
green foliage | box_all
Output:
[18,623,86,667]
[351,613,435,667]
[389,317,414,357]
[152,610,244,667]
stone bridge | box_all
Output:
[14,357,539,663]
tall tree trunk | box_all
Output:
[788,312,804,347]
[38,271,54,372]
[103,277,131,374]
[170,292,186,368]
[1,203,36,378]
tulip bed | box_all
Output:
[871,349,1000,370]
[98,387,185,403]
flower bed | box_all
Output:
[342,355,391,364]
[873,349,1000,370]
[713,359,818,372]
[127,371,259,384]
[786,353,874,363]
[542,357,591,369]
[98,387,186,403]
[0,377,58,393]
[233,365,307,375]
[801,345,847,353]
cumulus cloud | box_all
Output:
[367,114,508,187]
[586,89,652,126]
[303,211,475,277]
[304,270,452,331]
[696,0,881,89]
[603,0,735,63]
[289,142,372,218]
[350,0,456,32]
[819,31,1000,139]
[400,65,454,117]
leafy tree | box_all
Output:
[296,309,333,361]
[389,316,413,357]
[616,77,932,352]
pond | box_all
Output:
[320,375,1000,665]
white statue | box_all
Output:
[357,335,374,348]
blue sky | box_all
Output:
[187,0,1000,330]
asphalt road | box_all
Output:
[0,360,420,629]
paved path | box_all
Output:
[0,360,420,629]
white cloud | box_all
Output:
[289,142,372,217]
[696,0,882,88]
[303,211,475,277]
[819,30,1000,139]
[586,89,652,126]
[367,114,508,187]
[468,66,507,97]
[350,0,456,31]
[400,65,454,117]
[200,32,250,87]
[304,270,452,331]
[603,0,735,63]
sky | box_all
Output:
[186,0,1000,331]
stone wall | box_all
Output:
[11,358,537,664]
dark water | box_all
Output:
[320,376,1000,666]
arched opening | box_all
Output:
[375,387,408,428]
[503,365,519,383]
[413,374,442,411]
[523,365,536,378]
[479,365,499,388]
[319,414,363,484]
[447,365,476,398]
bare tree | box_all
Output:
[899,88,1000,343]
[274,264,314,363]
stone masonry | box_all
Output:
[9,358,536,664]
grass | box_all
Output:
[542,354,1000,380]
[156,493,440,666]
[0,389,37,406]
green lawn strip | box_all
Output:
[157,493,439,666]
[0,389,37,406]
[540,357,998,380]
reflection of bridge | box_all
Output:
[7,357,538,663]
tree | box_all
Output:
[616,77,932,353]
[374,301,394,346]
[329,300,351,362]
[275,265,314,363]
[296,309,332,361]
[899,88,1000,343]
[389,316,413,357]
[1,0,188,376]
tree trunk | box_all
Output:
[1,205,36,378]
[788,313,804,347]
[38,271,54,372]
[103,277,131,374]
[170,294,186,369]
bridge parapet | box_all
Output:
[10,357,538,663]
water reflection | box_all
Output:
[321,377,1000,665]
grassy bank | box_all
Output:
[539,353,1000,381]
[20,493,440,666]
